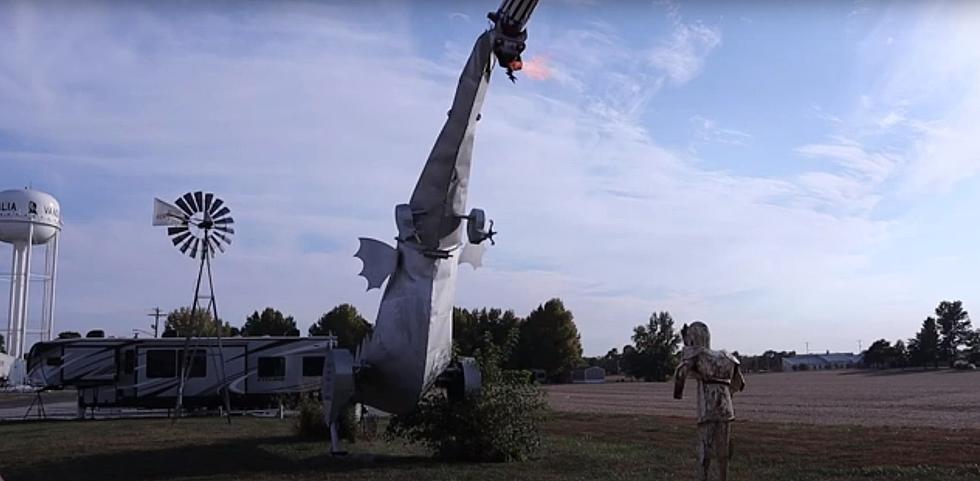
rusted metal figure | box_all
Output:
[673,321,746,481]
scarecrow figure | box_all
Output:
[673,321,746,481]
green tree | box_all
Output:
[515,299,583,381]
[453,307,479,355]
[309,304,373,349]
[622,311,681,381]
[57,331,82,339]
[453,307,521,364]
[863,339,891,368]
[935,300,972,367]
[0,333,5,354]
[162,307,237,337]
[242,307,300,336]
[966,330,980,365]
[85,329,105,338]
[892,339,909,368]
[908,317,940,368]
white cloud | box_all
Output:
[0,1,933,356]
[796,139,897,184]
[648,5,721,85]
[853,2,980,192]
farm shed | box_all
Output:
[571,366,606,383]
[782,352,862,371]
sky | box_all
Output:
[2,0,980,356]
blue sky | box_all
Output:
[2,0,979,356]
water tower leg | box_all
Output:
[17,225,34,358]
[8,243,28,360]
[40,242,50,342]
[41,233,58,342]
[6,245,19,358]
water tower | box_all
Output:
[0,188,62,359]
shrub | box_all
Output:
[293,394,329,438]
[293,393,358,440]
[386,331,548,462]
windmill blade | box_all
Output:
[212,206,231,219]
[189,238,200,259]
[182,192,199,213]
[193,192,204,213]
[213,231,232,245]
[153,198,188,226]
[175,197,193,216]
[160,191,234,259]
[170,231,192,246]
[179,236,195,254]
[208,198,225,216]
[208,235,225,253]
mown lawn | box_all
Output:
[1,412,978,481]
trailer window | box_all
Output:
[46,357,64,367]
[123,350,135,374]
[302,356,324,377]
[258,357,285,379]
[147,350,177,378]
[178,350,207,378]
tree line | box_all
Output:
[46,297,976,379]
[46,299,684,382]
[454,303,683,383]
[863,300,979,369]
[54,303,375,349]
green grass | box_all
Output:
[1,413,978,481]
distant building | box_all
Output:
[782,352,862,371]
[571,366,606,383]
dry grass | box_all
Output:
[547,369,980,428]
[2,370,979,480]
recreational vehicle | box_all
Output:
[26,336,336,409]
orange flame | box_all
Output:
[520,56,552,81]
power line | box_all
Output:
[147,307,164,338]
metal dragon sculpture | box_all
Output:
[321,0,539,454]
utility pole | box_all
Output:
[857,340,862,352]
[148,307,164,338]
[805,341,809,354]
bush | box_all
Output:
[293,394,329,438]
[386,332,548,462]
[292,393,358,441]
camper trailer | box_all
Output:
[26,336,336,409]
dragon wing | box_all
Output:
[354,237,398,290]
[458,242,487,269]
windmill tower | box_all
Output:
[152,191,235,418]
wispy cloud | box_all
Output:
[796,139,897,183]
[690,115,751,147]
[648,2,721,85]
[3,1,976,357]
[852,2,980,192]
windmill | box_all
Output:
[152,191,235,420]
